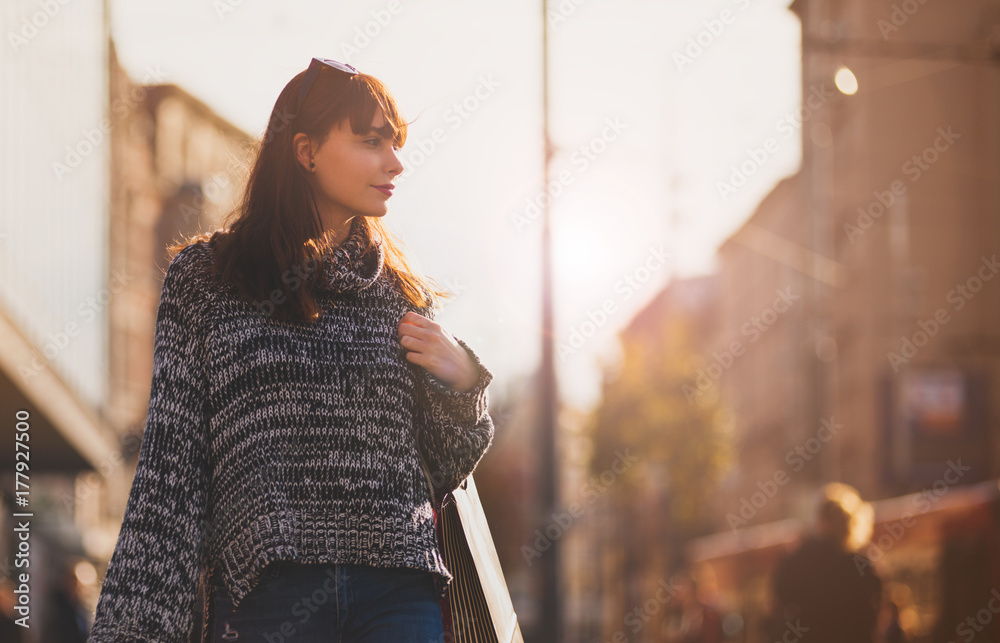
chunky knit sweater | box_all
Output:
[88,220,495,642]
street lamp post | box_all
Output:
[539,0,562,641]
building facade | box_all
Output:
[690,0,1000,640]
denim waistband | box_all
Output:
[211,559,284,588]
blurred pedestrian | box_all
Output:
[883,601,908,643]
[768,482,883,643]
[44,562,88,643]
[662,570,725,643]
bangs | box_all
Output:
[341,74,408,149]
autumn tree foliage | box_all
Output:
[586,316,734,540]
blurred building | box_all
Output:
[686,0,1000,641]
[0,0,251,636]
[710,0,1000,527]
[1,1,118,639]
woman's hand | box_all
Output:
[398,311,480,393]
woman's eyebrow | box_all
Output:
[365,125,394,138]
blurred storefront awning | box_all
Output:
[0,308,117,473]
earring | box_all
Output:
[309,161,315,171]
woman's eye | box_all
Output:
[365,139,381,147]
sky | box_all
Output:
[110,0,802,412]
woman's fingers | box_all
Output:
[398,312,477,391]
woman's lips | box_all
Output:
[373,185,393,196]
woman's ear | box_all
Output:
[292,133,314,172]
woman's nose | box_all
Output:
[386,149,404,177]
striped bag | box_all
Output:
[420,466,523,643]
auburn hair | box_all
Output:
[167,63,449,323]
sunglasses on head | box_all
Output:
[296,58,359,114]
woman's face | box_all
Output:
[299,111,404,228]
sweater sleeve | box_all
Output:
[411,306,495,502]
[88,246,211,643]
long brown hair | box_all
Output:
[168,63,449,323]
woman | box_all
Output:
[88,58,496,642]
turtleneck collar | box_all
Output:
[316,218,385,295]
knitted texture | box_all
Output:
[88,220,495,642]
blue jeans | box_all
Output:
[206,560,445,642]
